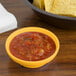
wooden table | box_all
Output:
[0,0,76,76]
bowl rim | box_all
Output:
[25,0,76,21]
[5,27,60,63]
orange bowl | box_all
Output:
[5,27,60,68]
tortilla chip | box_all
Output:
[44,0,54,12]
[50,0,76,17]
[33,0,76,17]
[33,0,44,10]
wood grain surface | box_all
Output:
[0,0,76,76]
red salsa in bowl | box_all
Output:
[10,32,56,61]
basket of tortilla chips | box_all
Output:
[25,0,76,30]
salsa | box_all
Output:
[10,32,56,61]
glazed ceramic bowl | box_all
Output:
[5,27,60,68]
[25,0,76,30]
